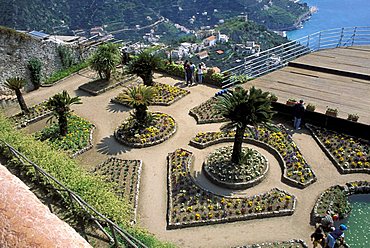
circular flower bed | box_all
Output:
[190,125,316,188]
[115,112,176,148]
[203,146,269,189]
[167,148,296,229]
[307,124,370,173]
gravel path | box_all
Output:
[9,69,370,248]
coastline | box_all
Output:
[278,6,318,32]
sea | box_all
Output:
[287,0,370,40]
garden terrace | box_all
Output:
[112,82,190,107]
[190,125,316,188]
[93,157,142,222]
[167,149,296,229]
[307,124,370,174]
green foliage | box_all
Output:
[89,43,120,80]
[0,25,31,42]
[43,61,89,85]
[57,45,74,68]
[128,51,160,86]
[35,114,93,154]
[27,57,42,90]
[46,91,82,136]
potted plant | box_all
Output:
[286,98,296,106]
[326,107,338,117]
[269,93,278,102]
[306,103,316,112]
[347,113,359,122]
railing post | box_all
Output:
[108,222,119,247]
[338,27,344,47]
[306,35,310,48]
[352,27,357,46]
[318,32,321,50]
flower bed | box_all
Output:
[190,125,316,188]
[115,112,176,148]
[167,148,296,229]
[78,73,136,96]
[34,114,95,157]
[189,97,226,124]
[236,239,308,248]
[112,82,190,106]
[10,101,52,128]
[312,181,370,224]
[93,157,142,222]
[307,124,370,174]
[203,146,269,189]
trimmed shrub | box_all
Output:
[27,57,42,90]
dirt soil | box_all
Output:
[5,69,369,248]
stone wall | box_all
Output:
[0,31,85,93]
[0,163,92,248]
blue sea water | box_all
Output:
[287,0,370,40]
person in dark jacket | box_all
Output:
[293,99,305,129]
[326,224,347,248]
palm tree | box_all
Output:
[214,86,275,164]
[4,77,29,113]
[128,51,160,86]
[46,91,82,136]
[89,43,120,81]
[119,85,156,125]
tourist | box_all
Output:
[326,224,347,248]
[197,63,204,84]
[189,62,196,86]
[293,99,305,130]
[185,62,193,86]
[321,210,334,231]
[183,60,189,83]
[310,226,325,248]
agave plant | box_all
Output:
[4,77,29,113]
[214,86,275,164]
[46,90,82,136]
[128,51,160,86]
[119,85,156,126]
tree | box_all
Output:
[214,86,275,164]
[4,77,29,113]
[27,58,42,90]
[119,85,156,126]
[46,91,82,136]
[89,43,120,81]
[128,51,160,86]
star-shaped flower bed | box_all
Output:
[112,82,189,106]
[307,124,370,174]
[167,148,296,229]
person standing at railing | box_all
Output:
[293,99,305,130]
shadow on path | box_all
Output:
[74,88,93,97]
[106,102,130,113]
[96,135,132,155]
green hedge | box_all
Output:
[158,62,225,87]
[43,61,89,85]
[0,113,174,248]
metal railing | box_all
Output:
[1,141,147,248]
[221,26,370,88]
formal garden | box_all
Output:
[0,41,369,248]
